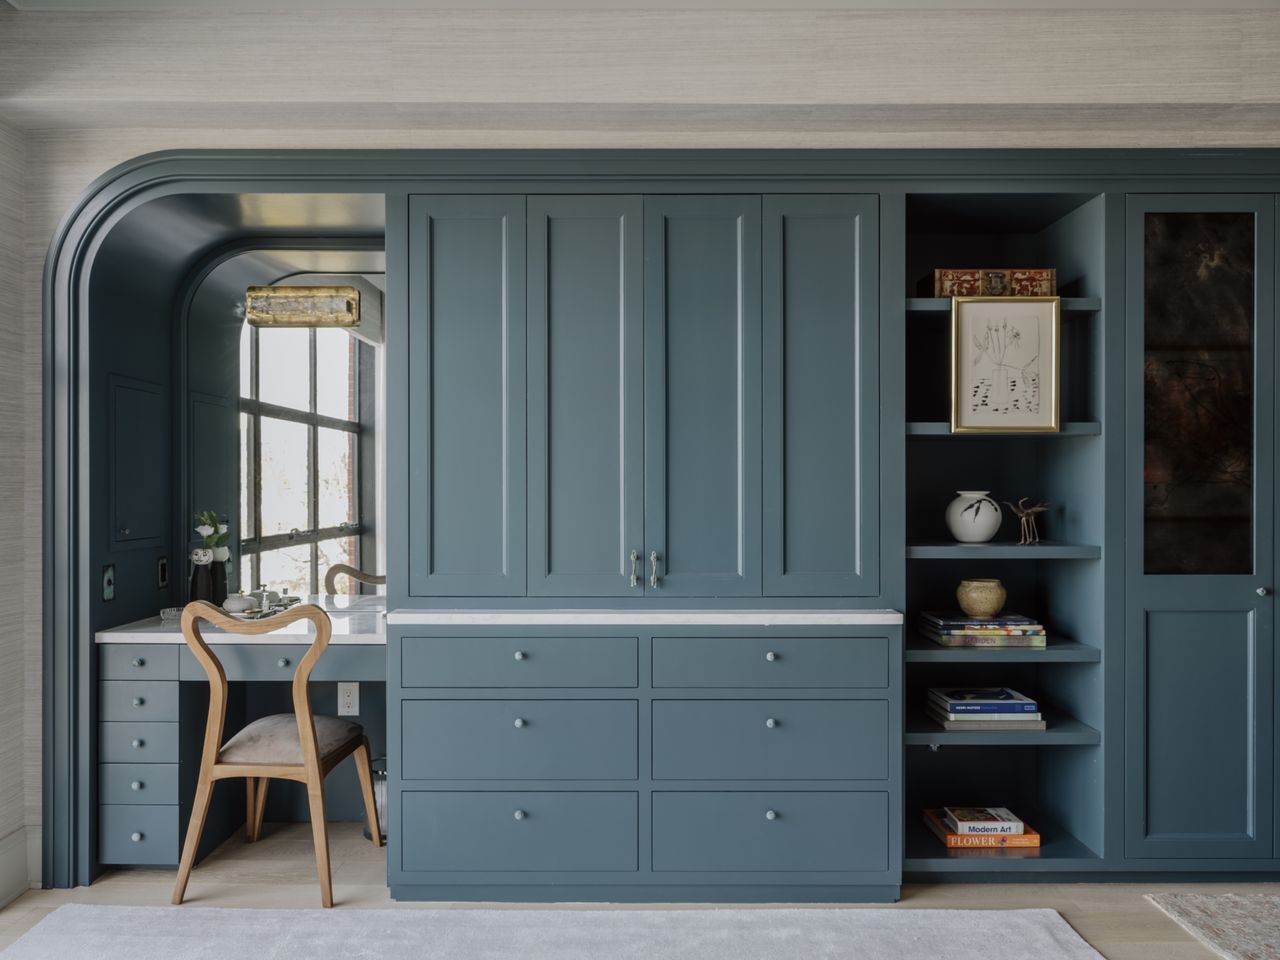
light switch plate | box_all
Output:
[337,682,359,716]
[102,564,115,602]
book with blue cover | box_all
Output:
[928,686,1039,714]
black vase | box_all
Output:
[189,562,214,604]
[211,560,228,606]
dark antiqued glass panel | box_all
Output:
[1144,211,1254,574]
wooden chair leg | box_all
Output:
[354,737,382,848]
[245,779,256,842]
[172,778,216,905]
[252,777,269,842]
[305,775,333,908]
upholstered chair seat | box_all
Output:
[219,714,363,766]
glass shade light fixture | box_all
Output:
[245,285,360,328]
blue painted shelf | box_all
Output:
[904,812,1101,873]
[905,635,1102,663]
[906,297,1102,314]
[905,711,1101,747]
[906,542,1101,560]
[906,421,1101,437]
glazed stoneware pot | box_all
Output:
[956,578,1008,618]
[945,490,1002,543]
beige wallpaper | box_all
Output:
[7,6,1280,886]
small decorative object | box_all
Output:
[956,578,1008,618]
[221,592,255,614]
[951,296,1060,433]
[245,285,359,328]
[945,490,1002,543]
[1004,497,1050,545]
[191,510,231,606]
[930,268,1056,297]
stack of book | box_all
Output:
[922,806,1042,849]
[927,686,1046,731]
[921,611,1046,648]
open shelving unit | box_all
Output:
[902,192,1108,875]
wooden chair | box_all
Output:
[172,600,381,908]
[323,562,386,596]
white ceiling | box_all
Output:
[7,0,1280,9]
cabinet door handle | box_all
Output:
[513,809,526,821]
[130,832,144,842]
[650,550,660,588]
[513,718,526,729]
[513,650,526,661]
[630,550,640,588]
[278,658,290,668]
[131,739,144,749]
[132,697,145,707]
[130,781,143,791]
[131,657,145,668]
[118,527,131,538]
[765,810,778,821]
[1257,587,1270,597]
[765,651,779,662]
[765,717,778,729]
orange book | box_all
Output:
[922,809,1041,848]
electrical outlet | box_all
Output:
[337,682,359,717]
[156,557,169,589]
[102,564,115,602]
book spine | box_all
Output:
[928,699,1039,714]
[943,833,1041,848]
[925,635,1047,648]
[926,628,1046,636]
[932,711,1042,722]
[944,819,1023,836]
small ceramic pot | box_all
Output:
[945,491,1002,543]
[222,593,255,614]
[956,578,1007,618]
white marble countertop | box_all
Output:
[94,595,387,645]
[385,608,903,626]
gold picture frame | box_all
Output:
[950,296,1060,433]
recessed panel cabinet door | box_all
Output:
[1125,194,1275,859]
[644,196,762,597]
[527,196,644,596]
[408,196,526,596]
[110,376,168,548]
[763,196,879,596]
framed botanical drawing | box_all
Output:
[951,296,1060,433]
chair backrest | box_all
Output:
[180,601,333,771]
[323,563,386,596]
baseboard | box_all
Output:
[0,826,30,906]
[26,826,40,890]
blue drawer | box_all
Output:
[99,721,180,763]
[180,644,385,682]
[652,791,889,873]
[401,700,638,781]
[99,763,179,805]
[400,791,638,872]
[401,636,637,688]
[652,700,888,780]
[99,645,180,680]
[652,636,889,688]
[99,804,179,865]
[99,680,179,722]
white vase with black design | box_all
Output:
[945,490,1002,543]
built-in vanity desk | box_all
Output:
[386,610,903,902]
[93,595,387,868]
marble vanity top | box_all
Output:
[385,608,904,626]
[94,594,387,645]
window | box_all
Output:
[239,324,367,595]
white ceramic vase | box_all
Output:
[945,490,1002,543]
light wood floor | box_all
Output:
[1,822,1275,959]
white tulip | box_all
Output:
[195,524,214,537]
[217,523,228,535]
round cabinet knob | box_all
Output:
[765,651,778,662]
[131,739,144,749]
[130,781,143,791]
[132,697,145,707]
[765,717,778,729]
[513,650,526,661]
[513,718,526,729]
[513,810,526,821]
[131,657,145,668]
[1257,587,1270,597]
[277,658,290,668]
[765,810,778,821]
[118,528,131,537]
[130,832,143,843]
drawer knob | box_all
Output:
[513,651,526,661]
[132,697,145,707]
[765,717,778,729]
[513,718,526,729]
[765,810,778,821]
[765,651,778,662]
[131,739,144,749]
[131,657,145,668]
[130,831,143,842]
[513,809,526,821]
[118,527,131,537]
[278,658,290,668]
[130,781,143,791]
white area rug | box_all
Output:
[0,904,1104,960]
[1148,893,1280,960]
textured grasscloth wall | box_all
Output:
[7,6,1280,887]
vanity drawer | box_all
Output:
[179,645,384,682]
[99,721,180,763]
[99,763,179,805]
[400,791,638,872]
[651,791,889,873]
[401,700,637,781]
[99,804,179,865]
[652,700,888,780]
[99,680,179,722]
[100,645,180,681]
[401,636,638,688]
[652,636,889,689]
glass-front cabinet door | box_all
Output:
[1125,195,1275,859]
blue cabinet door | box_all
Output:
[762,195,879,597]
[407,196,526,596]
[644,196,762,597]
[1125,194,1275,859]
[527,196,645,596]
